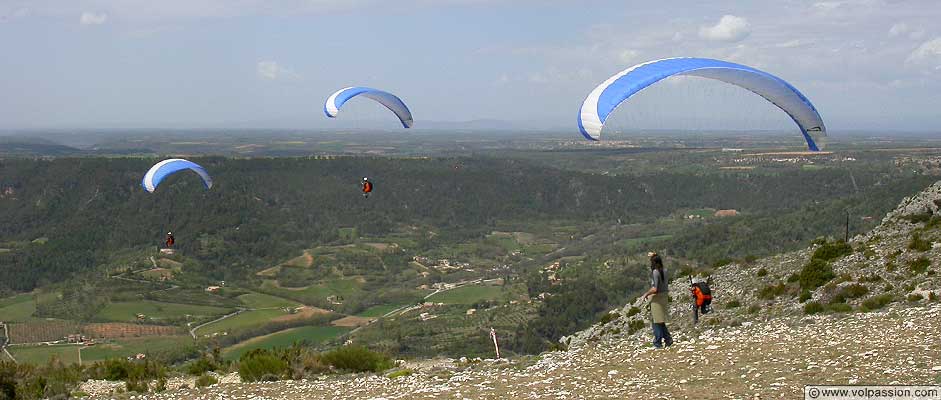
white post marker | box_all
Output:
[490,327,500,359]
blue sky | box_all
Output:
[1,0,940,132]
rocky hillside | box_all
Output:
[566,180,941,347]
[92,181,941,399]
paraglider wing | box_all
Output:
[577,57,827,151]
[141,159,213,193]
[324,86,414,128]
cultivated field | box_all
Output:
[426,285,508,305]
[83,323,181,339]
[0,294,36,322]
[222,326,349,361]
[8,320,81,343]
[80,336,193,364]
[8,344,80,365]
[96,301,232,322]
[237,292,300,309]
[195,309,288,336]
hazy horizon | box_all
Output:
[2,1,941,133]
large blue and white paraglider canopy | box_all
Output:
[577,57,827,151]
[324,86,414,128]
[142,159,213,193]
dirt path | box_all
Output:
[189,310,243,339]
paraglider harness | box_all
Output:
[165,233,175,248]
[689,276,713,323]
[362,179,373,198]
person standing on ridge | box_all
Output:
[165,232,175,248]
[642,251,673,348]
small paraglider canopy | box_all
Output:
[577,57,827,151]
[324,87,414,128]
[142,159,213,193]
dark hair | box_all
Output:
[650,254,665,282]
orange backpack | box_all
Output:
[691,281,713,313]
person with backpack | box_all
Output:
[690,276,713,323]
[642,251,673,348]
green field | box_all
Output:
[96,301,233,322]
[0,294,36,322]
[685,208,716,218]
[195,309,288,336]
[261,277,363,303]
[8,344,80,365]
[619,235,674,247]
[80,336,193,363]
[426,285,507,305]
[222,326,350,361]
[357,303,407,318]
[238,292,300,309]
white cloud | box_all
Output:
[256,60,298,80]
[79,11,107,25]
[698,15,751,42]
[889,22,909,37]
[775,39,807,49]
[617,49,640,64]
[907,37,941,66]
[889,22,926,40]
[812,1,845,12]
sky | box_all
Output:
[1,0,940,132]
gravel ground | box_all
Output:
[91,303,941,400]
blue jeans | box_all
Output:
[652,323,673,348]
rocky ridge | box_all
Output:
[565,181,941,347]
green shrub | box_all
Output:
[186,352,225,376]
[786,273,799,283]
[831,284,869,303]
[798,290,812,303]
[195,374,218,388]
[758,283,787,300]
[909,257,931,275]
[858,274,882,283]
[152,377,167,393]
[238,349,289,382]
[743,255,758,263]
[319,346,393,373]
[798,259,835,291]
[756,268,768,277]
[929,292,938,302]
[804,302,824,315]
[387,369,413,379]
[724,299,741,309]
[906,293,924,302]
[625,306,640,317]
[886,262,897,272]
[712,259,733,268]
[908,233,932,252]
[597,312,618,325]
[125,379,148,393]
[927,215,941,230]
[746,304,761,314]
[883,283,894,292]
[901,212,933,224]
[627,320,645,334]
[861,294,894,311]
[826,303,853,313]
[812,241,853,262]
